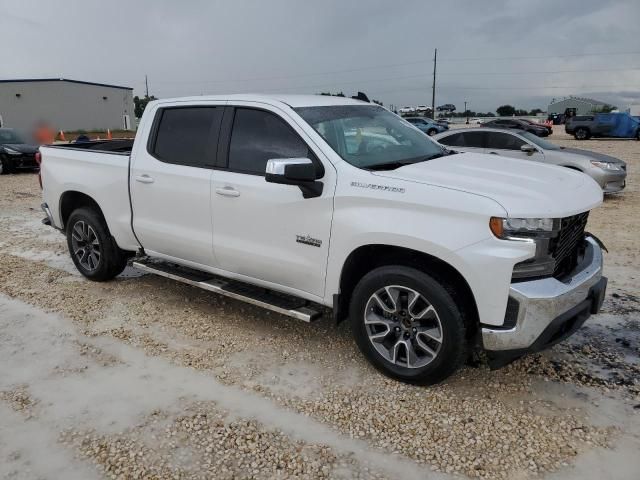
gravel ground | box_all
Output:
[0,130,639,479]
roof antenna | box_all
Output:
[352,91,370,103]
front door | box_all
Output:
[485,131,544,162]
[211,104,335,298]
[130,104,224,266]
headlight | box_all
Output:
[490,217,560,279]
[591,160,622,171]
[3,147,21,155]
[489,217,557,240]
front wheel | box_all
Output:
[0,156,12,175]
[427,128,438,136]
[574,128,590,140]
[350,266,467,385]
[66,207,129,281]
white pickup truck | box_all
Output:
[40,94,607,384]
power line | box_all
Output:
[146,51,640,86]
[439,51,640,62]
[373,84,639,95]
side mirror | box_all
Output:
[265,158,323,198]
[520,144,536,155]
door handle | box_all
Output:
[135,174,154,184]
[488,151,499,155]
[215,186,240,197]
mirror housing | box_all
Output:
[265,158,323,198]
[520,144,536,155]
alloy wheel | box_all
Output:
[71,220,101,271]
[364,285,443,368]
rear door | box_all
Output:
[210,103,336,298]
[437,130,487,154]
[130,103,224,266]
[485,131,544,161]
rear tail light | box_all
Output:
[35,151,42,189]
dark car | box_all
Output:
[565,113,640,140]
[0,128,39,174]
[520,118,552,135]
[481,118,549,137]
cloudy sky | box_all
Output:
[2,0,639,112]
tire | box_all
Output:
[427,128,438,136]
[66,207,128,281]
[0,156,12,175]
[636,129,640,141]
[574,128,590,140]
[350,266,467,385]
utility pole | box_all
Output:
[464,101,469,124]
[145,75,149,98]
[431,48,437,119]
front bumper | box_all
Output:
[482,237,606,367]
[7,154,38,170]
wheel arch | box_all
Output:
[335,244,480,339]
[59,190,106,231]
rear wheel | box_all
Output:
[350,266,467,385]
[66,207,128,281]
[574,128,590,140]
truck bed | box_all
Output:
[46,138,134,154]
[39,140,140,251]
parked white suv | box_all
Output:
[40,94,607,385]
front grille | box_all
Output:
[550,212,589,278]
[12,154,38,168]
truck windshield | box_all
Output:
[295,105,445,170]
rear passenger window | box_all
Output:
[151,107,222,167]
[438,131,485,148]
[486,132,525,150]
[228,108,312,175]
[438,132,463,146]
[461,131,486,148]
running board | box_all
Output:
[131,258,322,322]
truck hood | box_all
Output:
[372,153,603,218]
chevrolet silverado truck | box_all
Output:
[39,95,607,385]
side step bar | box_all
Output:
[131,258,322,322]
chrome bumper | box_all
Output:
[482,237,604,351]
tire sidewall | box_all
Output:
[350,266,466,385]
[0,156,10,175]
[575,128,589,140]
[66,208,124,281]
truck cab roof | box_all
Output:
[151,94,369,109]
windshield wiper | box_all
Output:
[365,160,416,171]
[365,151,452,171]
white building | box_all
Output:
[0,78,135,132]
[547,96,612,116]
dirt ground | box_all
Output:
[1,130,638,479]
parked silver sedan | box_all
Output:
[433,128,627,193]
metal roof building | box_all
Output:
[0,78,135,132]
[547,96,611,115]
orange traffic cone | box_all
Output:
[107,129,113,140]
[57,130,66,141]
